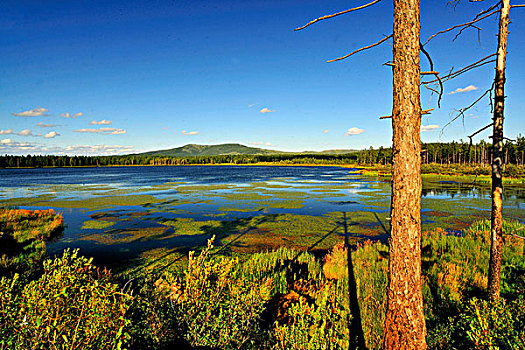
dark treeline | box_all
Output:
[0,153,359,168]
[357,136,525,166]
[1,138,524,168]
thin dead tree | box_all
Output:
[487,0,510,302]
[427,0,516,301]
[296,1,428,348]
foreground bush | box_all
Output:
[0,250,133,350]
[155,238,274,349]
[131,239,353,349]
[462,297,525,349]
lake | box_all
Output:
[1,165,524,268]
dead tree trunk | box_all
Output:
[383,0,427,348]
[487,0,510,302]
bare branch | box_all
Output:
[327,34,392,63]
[511,4,525,8]
[467,122,494,160]
[453,24,481,42]
[422,8,499,46]
[441,82,495,134]
[469,122,494,139]
[420,43,444,107]
[380,109,433,119]
[422,53,496,84]
[471,1,502,22]
[421,71,439,75]
[295,0,382,31]
[452,0,501,42]
[424,84,441,95]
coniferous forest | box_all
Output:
[1,138,524,169]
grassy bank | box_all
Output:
[1,208,524,349]
[358,163,525,184]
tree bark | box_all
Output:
[487,0,510,302]
[383,0,427,348]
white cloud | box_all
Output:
[0,139,38,152]
[37,122,58,128]
[61,144,134,155]
[421,124,440,132]
[17,129,33,136]
[0,129,13,135]
[0,140,134,155]
[60,112,83,118]
[345,127,365,136]
[448,85,478,95]
[260,107,275,113]
[89,119,112,125]
[74,127,126,135]
[248,103,256,108]
[12,108,49,117]
[323,130,330,133]
[181,130,199,135]
[0,138,134,155]
[249,141,274,147]
[44,131,60,138]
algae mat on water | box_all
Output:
[38,195,164,210]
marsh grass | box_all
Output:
[0,208,64,277]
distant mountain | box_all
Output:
[134,143,359,157]
[135,143,283,157]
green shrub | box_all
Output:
[462,297,525,350]
[0,249,133,350]
[155,237,274,349]
[423,221,525,348]
[272,280,350,350]
[126,274,180,349]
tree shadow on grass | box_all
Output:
[258,211,368,350]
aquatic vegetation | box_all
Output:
[173,184,237,193]
[39,194,164,209]
[0,193,57,206]
[219,206,261,213]
[81,226,173,245]
[2,166,523,271]
[81,219,116,230]
[161,218,223,236]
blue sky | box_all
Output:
[1,0,524,155]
